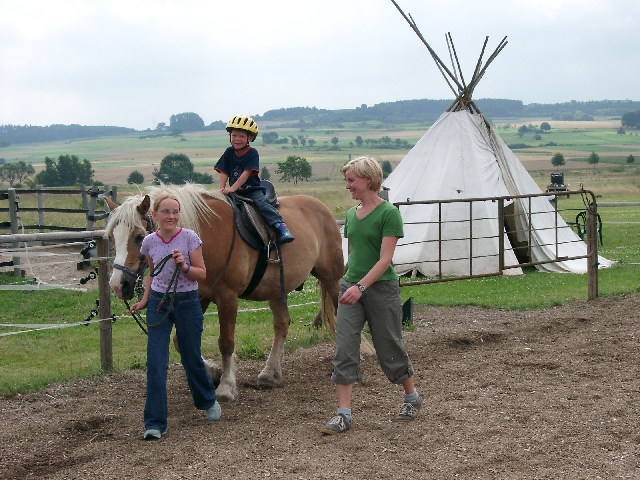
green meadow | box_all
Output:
[1,119,639,396]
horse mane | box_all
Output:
[105,183,226,237]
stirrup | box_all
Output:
[266,241,281,263]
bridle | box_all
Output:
[111,213,155,334]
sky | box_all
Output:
[1,0,639,131]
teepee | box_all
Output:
[383,1,614,277]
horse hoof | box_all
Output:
[257,373,282,388]
[203,359,222,387]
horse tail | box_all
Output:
[317,279,337,339]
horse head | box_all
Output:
[104,195,154,300]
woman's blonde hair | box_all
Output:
[342,156,383,191]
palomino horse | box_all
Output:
[105,184,344,402]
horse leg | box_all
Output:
[199,297,222,387]
[171,297,223,386]
[214,294,239,402]
[257,298,290,387]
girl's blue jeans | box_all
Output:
[144,290,216,432]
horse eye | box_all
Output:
[134,233,145,245]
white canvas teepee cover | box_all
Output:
[383,110,614,276]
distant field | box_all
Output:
[1,119,640,190]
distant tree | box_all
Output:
[35,157,60,186]
[153,153,194,184]
[0,158,5,165]
[128,170,144,184]
[275,155,312,184]
[551,153,565,169]
[381,160,392,178]
[517,125,528,137]
[540,122,551,132]
[0,161,35,186]
[260,166,271,180]
[169,112,205,132]
[617,127,626,135]
[621,111,640,129]
[626,154,635,165]
[534,134,542,141]
[588,151,600,168]
[331,137,339,146]
[291,137,298,148]
[298,136,307,147]
[308,138,316,147]
[34,154,94,186]
[191,171,213,184]
[156,122,167,132]
[355,136,363,147]
[14,161,35,185]
[262,132,279,144]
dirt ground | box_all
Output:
[1,291,639,479]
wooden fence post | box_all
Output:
[37,185,44,233]
[97,237,113,372]
[8,189,21,277]
[586,205,598,300]
[86,185,98,231]
[81,185,88,211]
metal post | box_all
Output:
[498,198,504,273]
[586,205,598,300]
[97,237,113,371]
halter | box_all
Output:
[112,212,155,334]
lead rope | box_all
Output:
[146,253,180,328]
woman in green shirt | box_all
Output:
[321,156,421,435]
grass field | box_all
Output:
[1,119,640,396]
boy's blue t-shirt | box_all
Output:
[214,146,263,193]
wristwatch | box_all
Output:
[355,283,366,292]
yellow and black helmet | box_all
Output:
[226,115,259,137]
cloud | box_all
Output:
[1,0,638,130]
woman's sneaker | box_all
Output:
[143,428,166,440]
[321,413,351,434]
[394,397,422,422]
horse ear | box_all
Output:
[137,195,151,216]
[104,197,119,211]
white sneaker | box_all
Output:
[206,401,221,421]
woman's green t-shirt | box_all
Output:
[343,200,404,283]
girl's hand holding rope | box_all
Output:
[172,249,189,272]
[131,299,147,313]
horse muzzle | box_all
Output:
[111,263,140,301]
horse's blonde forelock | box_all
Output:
[104,194,146,238]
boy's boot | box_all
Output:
[273,222,294,244]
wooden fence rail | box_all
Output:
[0,230,113,372]
[0,185,118,233]
[0,186,118,275]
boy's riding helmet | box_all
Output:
[226,115,259,137]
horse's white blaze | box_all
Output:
[108,222,131,297]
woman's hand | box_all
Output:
[338,285,363,305]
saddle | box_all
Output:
[228,180,280,254]
[228,180,290,299]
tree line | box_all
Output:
[4,99,640,146]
